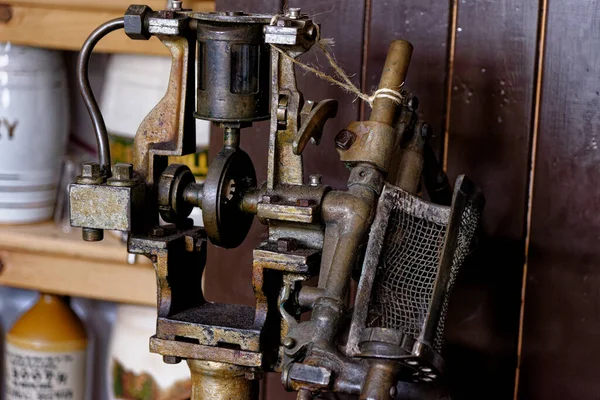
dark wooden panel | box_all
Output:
[444,1,538,398]
[519,2,600,399]
[295,1,366,190]
[365,0,450,155]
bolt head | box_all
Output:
[287,7,301,18]
[124,4,152,40]
[282,337,296,349]
[262,194,279,204]
[163,355,181,364]
[112,163,134,181]
[81,162,101,178]
[335,129,356,150]
[151,227,165,237]
[278,237,298,252]
[309,174,321,186]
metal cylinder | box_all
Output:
[369,40,413,127]
[195,17,270,123]
[187,360,259,400]
[359,361,398,400]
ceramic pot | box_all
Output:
[0,44,69,224]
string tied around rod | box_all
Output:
[269,14,404,108]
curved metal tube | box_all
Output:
[76,18,125,175]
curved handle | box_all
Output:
[292,99,338,155]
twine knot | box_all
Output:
[268,15,404,108]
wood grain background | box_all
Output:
[207,0,599,398]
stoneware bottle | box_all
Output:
[0,43,69,224]
[5,294,87,399]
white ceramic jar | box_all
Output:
[0,43,69,224]
[107,304,191,400]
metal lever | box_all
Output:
[293,99,338,155]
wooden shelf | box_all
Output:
[0,0,215,55]
[0,222,156,306]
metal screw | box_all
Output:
[334,129,356,150]
[278,237,298,252]
[151,227,165,237]
[309,174,321,186]
[262,195,279,204]
[406,360,418,366]
[163,355,181,364]
[82,227,104,242]
[112,163,133,181]
[170,0,183,10]
[82,162,101,178]
[244,370,263,380]
[287,7,301,18]
[389,385,397,398]
[282,337,296,349]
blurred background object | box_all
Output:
[107,304,191,400]
[0,44,69,224]
[5,293,88,400]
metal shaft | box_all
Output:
[369,40,413,127]
[187,360,259,400]
[359,360,398,400]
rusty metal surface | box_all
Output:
[71,6,485,399]
[337,120,397,172]
[187,360,260,400]
[69,183,143,231]
[150,337,262,367]
[133,34,196,185]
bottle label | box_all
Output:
[5,343,86,400]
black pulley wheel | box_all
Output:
[202,147,256,248]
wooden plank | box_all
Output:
[443,0,539,398]
[0,5,168,54]
[0,2,215,55]
[0,222,145,264]
[0,249,156,305]
[518,2,600,399]
[365,0,451,156]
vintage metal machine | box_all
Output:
[70,3,484,399]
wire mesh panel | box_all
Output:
[346,176,483,367]
[367,189,448,348]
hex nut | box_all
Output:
[82,162,101,178]
[278,238,298,252]
[124,5,152,40]
[334,129,356,150]
[112,163,133,181]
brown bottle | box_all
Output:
[5,293,88,399]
